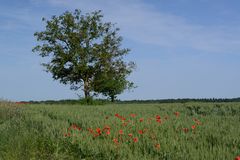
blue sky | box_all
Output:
[1,0,240,101]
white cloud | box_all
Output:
[30,0,240,53]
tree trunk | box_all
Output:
[110,95,115,102]
[84,80,90,99]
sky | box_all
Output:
[1,0,240,101]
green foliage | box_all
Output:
[33,9,135,100]
[0,102,240,159]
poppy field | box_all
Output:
[0,102,240,159]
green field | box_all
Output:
[0,102,240,160]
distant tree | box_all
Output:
[33,9,135,100]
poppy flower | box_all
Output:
[156,119,161,123]
[119,130,123,135]
[183,128,189,133]
[128,133,133,137]
[174,112,180,117]
[106,130,110,135]
[130,114,136,118]
[191,125,196,130]
[104,125,111,130]
[138,130,144,134]
[113,138,118,144]
[235,156,240,160]
[139,118,144,122]
[156,115,161,119]
[96,128,101,135]
[133,137,138,143]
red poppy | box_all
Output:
[235,156,240,160]
[128,133,133,137]
[174,112,180,117]
[104,125,111,130]
[139,118,144,122]
[156,115,161,119]
[130,114,136,118]
[133,137,138,143]
[156,119,161,123]
[138,130,144,134]
[96,128,101,135]
[119,130,123,135]
[113,138,118,144]
[183,128,189,133]
[106,130,110,135]
[88,128,94,133]
[191,125,196,130]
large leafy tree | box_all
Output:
[33,9,135,100]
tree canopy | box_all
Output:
[33,9,135,101]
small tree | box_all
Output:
[33,9,135,100]
[93,61,135,102]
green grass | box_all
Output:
[0,101,240,159]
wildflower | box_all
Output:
[104,125,111,130]
[130,114,136,118]
[156,119,161,123]
[138,130,144,134]
[191,125,196,130]
[155,143,160,149]
[106,130,110,135]
[133,137,138,143]
[119,130,123,135]
[235,156,240,160]
[193,118,202,125]
[156,115,161,119]
[64,133,68,137]
[71,124,77,130]
[115,113,119,117]
[139,118,144,122]
[174,112,180,117]
[128,133,133,137]
[183,128,189,133]
[113,138,118,144]
[96,128,101,135]
[88,128,94,133]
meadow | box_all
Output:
[0,101,240,160]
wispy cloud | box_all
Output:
[31,0,240,54]
[40,0,240,53]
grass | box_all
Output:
[0,101,240,159]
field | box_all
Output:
[0,101,240,160]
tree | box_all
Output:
[93,60,135,102]
[33,9,135,100]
